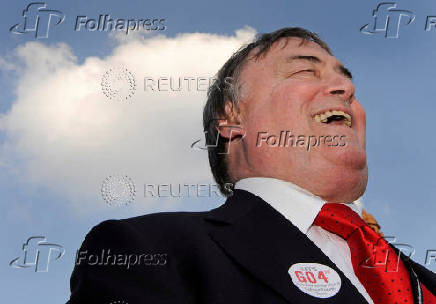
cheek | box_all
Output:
[352,101,366,121]
[270,83,318,128]
[243,82,319,139]
[351,101,366,145]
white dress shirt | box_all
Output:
[235,177,374,304]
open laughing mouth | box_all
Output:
[313,110,352,127]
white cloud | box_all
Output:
[0,27,257,214]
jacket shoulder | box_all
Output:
[84,210,211,250]
[69,210,214,303]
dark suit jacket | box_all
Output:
[68,189,436,304]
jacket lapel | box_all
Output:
[205,189,369,304]
[410,260,436,294]
[402,253,436,300]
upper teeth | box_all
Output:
[313,110,351,127]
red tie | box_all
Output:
[422,284,436,304]
[313,203,414,304]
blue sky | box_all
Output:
[1,0,436,303]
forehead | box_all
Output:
[245,37,339,70]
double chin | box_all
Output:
[311,165,368,203]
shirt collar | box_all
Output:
[234,177,364,235]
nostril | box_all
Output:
[330,89,345,95]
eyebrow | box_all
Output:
[285,55,353,79]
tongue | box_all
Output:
[327,120,346,126]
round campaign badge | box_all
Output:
[288,263,342,298]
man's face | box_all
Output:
[231,37,368,202]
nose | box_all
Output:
[325,74,355,104]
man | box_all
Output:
[68,27,436,304]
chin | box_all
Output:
[312,147,368,202]
[322,143,367,170]
[319,166,368,203]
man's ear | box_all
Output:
[216,100,246,140]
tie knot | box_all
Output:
[313,203,368,240]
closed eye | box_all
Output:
[291,69,317,77]
[297,69,315,74]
